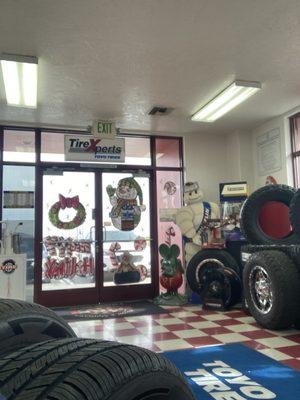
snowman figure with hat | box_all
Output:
[175,182,220,263]
[107,177,146,231]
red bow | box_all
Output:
[59,194,79,209]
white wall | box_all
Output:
[183,132,229,202]
[223,130,254,192]
[250,107,298,190]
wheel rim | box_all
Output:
[249,265,273,314]
[196,258,224,283]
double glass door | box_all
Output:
[36,168,154,307]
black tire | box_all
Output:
[202,267,242,309]
[187,249,240,294]
[114,271,141,284]
[240,184,297,245]
[0,338,195,400]
[0,299,76,357]
[241,244,292,253]
[243,250,300,329]
[241,244,300,268]
[242,297,251,315]
[290,189,300,240]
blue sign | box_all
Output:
[164,343,300,399]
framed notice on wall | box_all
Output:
[257,128,282,176]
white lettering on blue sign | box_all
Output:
[185,360,276,399]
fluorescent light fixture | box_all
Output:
[191,80,261,122]
[0,53,38,108]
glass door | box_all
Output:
[100,171,155,302]
[36,168,98,306]
[36,168,156,306]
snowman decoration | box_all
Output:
[106,177,146,231]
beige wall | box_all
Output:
[183,132,229,203]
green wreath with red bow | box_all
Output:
[49,194,86,230]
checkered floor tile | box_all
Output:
[69,304,300,371]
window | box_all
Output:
[155,138,181,168]
[290,114,300,187]
[3,130,35,163]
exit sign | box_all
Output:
[92,120,116,139]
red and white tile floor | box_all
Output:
[69,304,300,371]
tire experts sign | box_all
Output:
[64,135,125,163]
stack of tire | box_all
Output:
[0,299,195,400]
[186,249,242,309]
[241,184,300,330]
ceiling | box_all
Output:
[1,0,300,135]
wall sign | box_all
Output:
[257,128,282,176]
[0,259,17,274]
[92,120,116,139]
[219,182,248,203]
[0,254,26,300]
[64,135,125,163]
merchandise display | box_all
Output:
[241,185,300,330]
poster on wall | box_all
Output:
[257,128,282,176]
[64,135,125,163]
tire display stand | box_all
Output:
[241,184,300,330]
[186,248,242,310]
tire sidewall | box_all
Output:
[243,254,287,327]
[241,185,297,245]
[0,308,75,357]
[108,371,193,400]
[187,249,240,294]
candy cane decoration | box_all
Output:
[165,227,176,246]
[134,236,147,251]
[137,265,148,281]
[44,236,56,257]
[109,242,121,268]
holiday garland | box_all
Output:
[49,194,86,230]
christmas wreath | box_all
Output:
[49,194,86,230]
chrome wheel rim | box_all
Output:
[195,258,224,283]
[249,266,273,314]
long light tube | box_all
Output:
[0,54,38,108]
[191,80,261,122]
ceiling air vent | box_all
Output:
[148,106,173,115]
